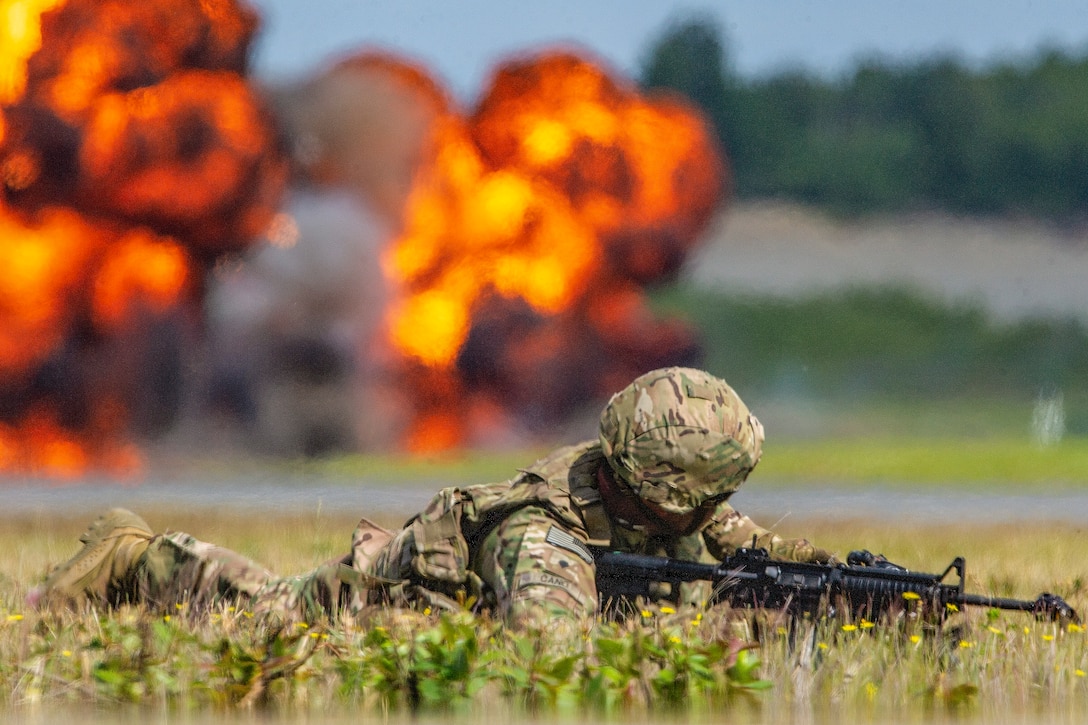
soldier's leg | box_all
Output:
[247,555,351,623]
[30,508,276,612]
[146,518,403,622]
[29,508,155,608]
[241,516,400,622]
[33,508,365,624]
[472,506,598,628]
[135,531,276,611]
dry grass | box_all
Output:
[1,507,1086,723]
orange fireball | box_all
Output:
[379,50,724,451]
[0,0,284,477]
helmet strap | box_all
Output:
[595,464,656,533]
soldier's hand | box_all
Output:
[847,550,908,572]
[785,540,838,564]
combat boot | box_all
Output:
[29,508,154,607]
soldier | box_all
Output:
[30,367,834,627]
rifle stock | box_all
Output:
[591,546,1078,623]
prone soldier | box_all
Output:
[30,367,834,627]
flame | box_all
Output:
[0,202,193,476]
[75,70,282,252]
[384,115,598,367]
[0,0,63,104]
[0,0,284,477]
[0,205,189,370]
[91,228,190,330]
[0,406,142,480]
[379,51,724,451]
[0,206,96,376]
[471,53,724,279]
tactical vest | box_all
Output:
[400,440,711,590]
[402,441,608,585]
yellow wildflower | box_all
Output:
[842,624,858,632]
[669,636,681,644]
[946,603,959,613]
[988,626,1002,635]
[6,614,23,622]
[902,592,921,601]
[860,620,875,629]
[910,634,921,644]
[1069,623,1085,633]
[641,609,652,618]
[818,642,829,650]
[958,640,973,649]
[660,606,676,615]
[423,607,432,616]
[1076,669,1086,677]
[297,622,309,629]
[1043,634,1055,642]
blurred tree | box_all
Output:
[638,14,734,159]
[639,13,1088,221]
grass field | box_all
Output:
[2,433,1086,722]
[2,493,1086,723]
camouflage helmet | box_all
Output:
[598,367,764,516]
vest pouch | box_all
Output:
[408,488,472,584]
[350,516,395,572]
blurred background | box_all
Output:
[3,0,1088,479]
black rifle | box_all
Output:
[592,546,1078,623]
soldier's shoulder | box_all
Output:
[518,440,603,483]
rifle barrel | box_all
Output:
[956,593,1036,612]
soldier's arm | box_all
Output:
[701,502,835,564]
[474,506,598,632]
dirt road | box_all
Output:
[4,474,1085,524]
[690,202,1088,322]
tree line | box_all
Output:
[640,16,1088,222]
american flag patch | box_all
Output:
[545,526,594,564]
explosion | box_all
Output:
[377,50,726,451]
[1,1,728,468]
[0,0,286,478]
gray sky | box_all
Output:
[248,1,1088,98]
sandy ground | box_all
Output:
[688,202,1088,322]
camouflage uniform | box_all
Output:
[35,367,830,626]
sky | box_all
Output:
[247,0,1088,99]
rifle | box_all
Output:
[591,546,1078,623]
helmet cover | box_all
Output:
[599,367,764,515]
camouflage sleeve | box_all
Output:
[701,502,835,564]
[471,506,597,632]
